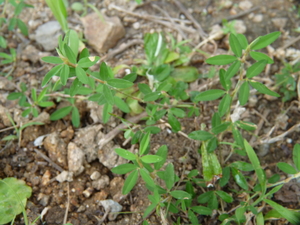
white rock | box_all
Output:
[132,22,140,29]
[100,199,122,221]
[272,18,288,29]
[68,142,85,176]
[239,1,253,10]
[35,21,62,51]
[92,175,109,190]
[90,171,101,180]
[234,20,247,34]
[55,171,73,182]
[253,14,263,23]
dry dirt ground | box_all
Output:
[1,0,300,224]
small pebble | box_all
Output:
[253,14,263,23]
[132,22,140,29]
[90,171,101,180]
[239,1,253,10]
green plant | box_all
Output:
[0,177,32,225]
[4,5,300,221]
[275,61,300,102]
[0,0,33,77]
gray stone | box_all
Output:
[73,125,103,163]
[98,144,127,169]
[35,21,62,51]
[55,170,73,182]
[44,132,67,168]
[0,77,15,91]
[81,13,125,53]
[92,175,109,190]
[100,199,122,221]
[0,105,12,127]
[68,142,85,176]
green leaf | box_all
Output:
[251,31,281,50]
[235,207,246,223]
[122,170,139,195]
[246,60,267,78]
[232,126,244,149]
[115,148,136,160]
[144,92,161,102]
[102,103,112,123]
[191,206,212,216]
[168,113,181,132]
[77,56,99,68]
[154,145,168,170]
[114,96,130,113]
[194,89,225,102]
[219,167,230,187]
[211,122,230,135]
[225,60,241,79]
[71,107,80,127]
[99,62,110,81]
[250,51,274,64]
[139,132,150,155]
[231,167,248,190]
[206,55,237,65]
[111,163,137,174]
[107,78,133,89]
[235,120,257,131]
[0,36,7,48]
[138,83,152,95]
[139,168,155,187]
[229,33,242,57]
[264,199,300,224]
[42,64,63,87]
[219,69,231,91]
[170,190,191,200]
[218,94,231,117]
[238,82,250,105]
[236,33,248,49]
[230,161,254,171]
[75,66,89,84]
[16,18,28,36]
[188,130,213,141]
[170,108,186,118]
[103,85,114,105]
[45,0,68,31]
[0,178,32,225]
[244,140,266,192]
[250,81,280,97]
[216,190,233,203]
[277,162,297,174]
[63,44,77,64]
[293,144,300,171]
[65,29,79,57]
[50,106,72,120]
[141,155,163,164]
[60,64,69,85]
[165,163,175,190]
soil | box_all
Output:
[1,0,300,225]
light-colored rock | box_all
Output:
[272,18,288,29]
[132,22,140,30]
[234,20,247,34]
[21,45,40,63]
[73,124,103,163]
[239,1,253,10]
[209,24,224,40]
[55,170,73,182]
[81,13,125,53]
[0,77,15,91]
[92,175,110,190]
[253,14,263,23]
[90,171,101,180]
[44,132,67,168]
[41,170,51,186]
[0,105,12,126]
[98,144,128,169]
[68,142,85,176]
[35,21,62,51]
[100,199,122,221]
[83,187,94,198]
[110,177,126,202]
